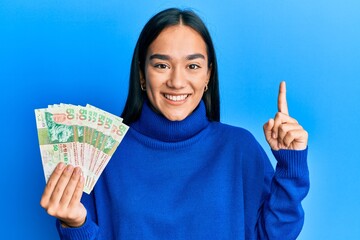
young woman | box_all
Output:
[40,8,309,239]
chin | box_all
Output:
[163,112,189,121]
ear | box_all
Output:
[207,63,212,80]
[204,65,210,92]
[139,70,145,86]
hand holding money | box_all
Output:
[36,103,128,227]
[40,162,87,228]
[35,103,129,194]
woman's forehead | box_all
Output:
[147,25,208,59]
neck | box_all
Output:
[130,100,210,142]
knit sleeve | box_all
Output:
[258,147,310,240]
[56,193,99,240]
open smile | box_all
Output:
[163,94,190,102]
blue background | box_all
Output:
[1,0,359,239]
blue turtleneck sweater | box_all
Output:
[57,101,309,240]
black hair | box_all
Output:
[121,8,220,124]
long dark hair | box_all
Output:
[121,8,220,124]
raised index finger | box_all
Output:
[277,81,289,115]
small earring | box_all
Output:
[204,84,208,92]
[140,84,146,91]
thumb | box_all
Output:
[263,118,274,141]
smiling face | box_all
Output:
[141,24,211,121]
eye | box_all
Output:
[188,64,201,70]
[154,63,169,69]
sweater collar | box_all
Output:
[131,100,210,142]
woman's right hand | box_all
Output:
[40,162,87,228]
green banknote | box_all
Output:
[35,104,129,194]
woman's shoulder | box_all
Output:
[207,122,267,160]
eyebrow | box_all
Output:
[186,53,205,61]
[149,54,171,61]
[149,53,206,61]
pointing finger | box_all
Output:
[278,81,289,115]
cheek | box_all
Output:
[145,70,166,89]
[144,72,165,105]
[194,73,209,91]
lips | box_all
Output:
[163,94,189,101]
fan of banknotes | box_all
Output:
[35,104,129,194]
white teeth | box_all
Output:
[164,94,188,101]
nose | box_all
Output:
[166,66,186,89]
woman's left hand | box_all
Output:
[263,81,308,151]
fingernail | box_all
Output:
[57,162,65,170]
[74,167,81,175]
[272,133,276,139]
[66,165,73,172]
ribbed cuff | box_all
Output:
[272,147,309,178]
[56,216,99,240]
